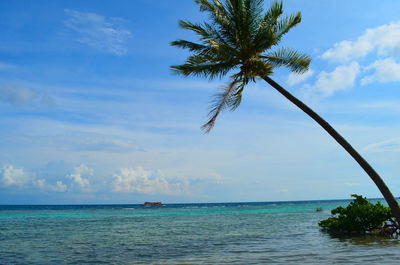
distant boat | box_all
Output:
[143,202,163,207]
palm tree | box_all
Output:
[170,0,400,224]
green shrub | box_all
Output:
[319,194,393,234]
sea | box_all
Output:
[1,199,400,264]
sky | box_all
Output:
[1,0,400,204]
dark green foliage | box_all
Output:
[319,194,393,234]
[171,0,311,132]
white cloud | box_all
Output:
[322,21,400,62]
[302,62,360,97]
[66,164,92,190]
[364,137,400,153]
[361,58,400,85]
[1,164,68,192]
[34,179,46,189]
[1,165,32,187]
[34,179,68,192]
[112,167,188,195]
[55,181,68,192]
[286,69,315,86]
[64,9,132,56]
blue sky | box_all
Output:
[2,0,400,204]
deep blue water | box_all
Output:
[1,200,399,264]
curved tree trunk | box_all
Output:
[263,76,400,223]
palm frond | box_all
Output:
[230,82,245,110]
[178,20,228,46]
[251,1,282,52]
[244,0,264,33]
[239,0,265,47]
[171,55,237,79]
[203,22,237,52]
[178,20,238,59]
[221,1,242,44]
[201,80,242,133]
[263,1,283,26]
[195,0,215,12]
[262,48,311,73]
[275,12,301,41]
[171,38,236,61]
[195,0,238,47]
[170,39,208,53]
[178,20,214,41]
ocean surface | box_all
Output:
[1,200,400,264]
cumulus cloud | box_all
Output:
[302,62,360,97]
[112,167,189,195]
[311,20,400,92]
[1,164,68,192]
[0,165,32,187]
[34,179,68,192]
[66,164,93,190]
[55,181,68,192]
[322,21,400,62]
[64,9,132,55]
[361,58,400,85]
[286,69,315,86]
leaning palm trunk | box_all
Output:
[171,0,400,226]
[263,76,400,223]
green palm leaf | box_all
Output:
[262,48,311,74]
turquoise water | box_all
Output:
[1,200,400,264]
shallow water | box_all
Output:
[1,201,399,264]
